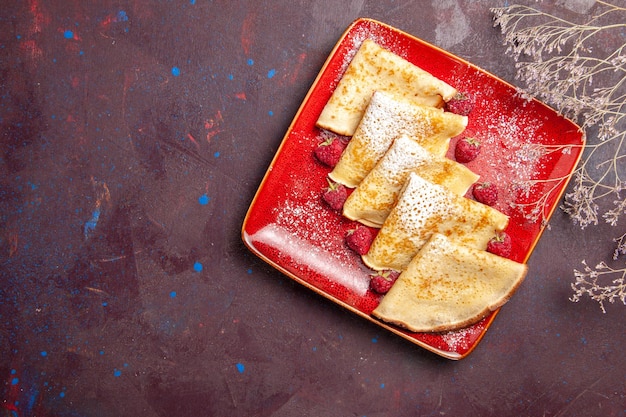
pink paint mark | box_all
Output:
[100,14,116,28]
[288,53,307,85]
[3,365,21,414]
[241,13,256,55]
[17,0,49,69]
[235,92,247,100]
[187,133,200,149]
[70,75,81,88]
[204,111,223,143]
[8,232,18,257]
[100,10,129,28]
[28,0,50,35]
[19,39,43,61]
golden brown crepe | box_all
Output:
[317,39,458,136]
[372,233,527,333]
[328,91,468,188]
[342,135,479,227]
[362,172,509,272]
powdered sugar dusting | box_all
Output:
[359,92,431,154]
[264,179,372,294]
[439,326,478,352]
[381,135,433,172]
[478,108,549,217]
[332,91,465,187]
[395,173,452,233]
[274,191,342,252]
[447,73,554,220]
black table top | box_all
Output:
[2,1,624,415]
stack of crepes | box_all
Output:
[315,39,527,333]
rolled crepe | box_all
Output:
[343,135,479,227]
[317,39,458,136]
[329,91,468,188]
[362,172,509,272]
[373,233,527,333]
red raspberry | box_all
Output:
[370,270,400,294]
[487,232,512,258]
[445,92,475,116]
[472,182,498,206]
[455,137,481,163]
[314,137,346,167]
[322,179,348,211]
[345,225,374,255]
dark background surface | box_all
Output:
[1,0,624,416]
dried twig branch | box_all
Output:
[492,1,626,311]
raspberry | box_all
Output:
[314,137,346,167]
[487,232,512,258]
[345,225,374,255]
[454,137,481,163]
[445,92,475,116]
[472,182,498,206]
[322,179,348,211]
[370,270,400,294]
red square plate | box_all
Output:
[241,18,584,359]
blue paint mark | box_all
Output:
[169,291,177,298]
[190,0,196,4]
[193,261,203,272]
[27,389,38,411]
[40,351,47,357]
[114,369,121,377]
[171,66,181,77]
[11,377,19,385]
[247,268,252,274]
[267,69,276,78]
[11,369,16,375]
[268,110,274,116]
[99,350,105,355]
[312,346,317,352]
[84,208,101,238]
[59,391,65,398]
[213,151,220,158]
[102,302,108,307]
[247,58,254,66]
[117,10,128,22]
[380,383,385,389]
[236,363,245,373]
[371,337,378,343]
[228,74,234,80]
[198,194,210,205]
[64,30,74,39]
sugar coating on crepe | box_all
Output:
[329,91,468,188]
[372,234,527,333]
[316,39,458,136]
[362,172,509,272]
[342,135,479,228]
